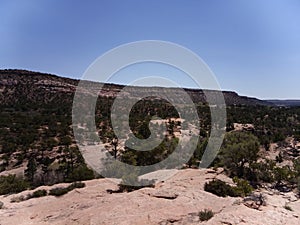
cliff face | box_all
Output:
[0,69,272,106]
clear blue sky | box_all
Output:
[1,0,299,99]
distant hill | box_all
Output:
[0,69,273,106]
[266,100,300,107]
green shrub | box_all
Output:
[28,189,47,199]
[273,166,292,185]
[250,160,275,183]
[10,195,25,203]
[49,187,70,196]
[49,182,85,197]
[68,181,85,189]
[204,178,253,197]
[232,177,253,197]
[199,209,214,221]
[67,165,95,182]
[204,179,236,197]
[0,175,29,195]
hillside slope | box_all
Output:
[0,69,271,106]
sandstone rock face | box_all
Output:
[0,169,299,225]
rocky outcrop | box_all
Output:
[0,169,299,225]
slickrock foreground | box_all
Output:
[0,169,299,225]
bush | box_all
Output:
[67,165,95,182]
[250,160,275,183]
[0,175,29,195]
[204,178,253,197]
[68,181,85,189]
[199,209,214,221]
[49,187,70,196]
[49,182,85,197]
[232,177,253,197]
[204,179,236,197]
[273,166,293,186]
[10,195,25,203]
[28,189,47,199]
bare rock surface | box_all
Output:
[0,169,299,225]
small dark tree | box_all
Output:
[263,139,271,151]
[25,157,37,183]
[111,138,118,159]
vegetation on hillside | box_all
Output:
[0,70,300,196]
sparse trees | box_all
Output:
[0,175,28,195]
